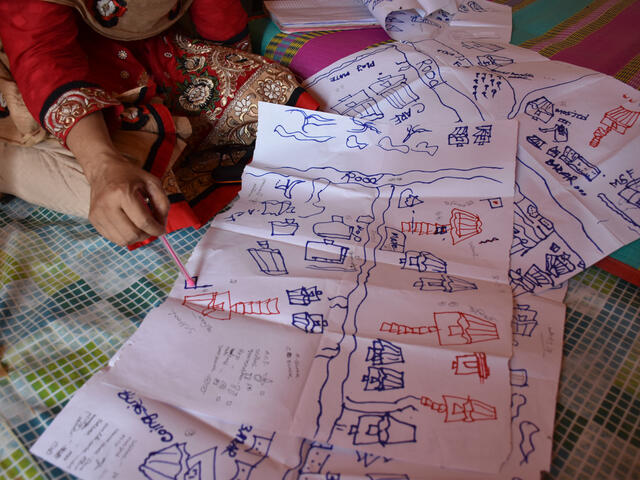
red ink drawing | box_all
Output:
[451,352,490,383]
[590,105,640,147]
[183,292,280,320]
[401,208,483,245]
[380,321,428,335]
[420,395,497,422]
[428,311,499,345]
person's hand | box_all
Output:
[84,153,170,246]
[65,111,170,246]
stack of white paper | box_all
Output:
[264,0,379,33]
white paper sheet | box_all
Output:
[303,35,640,296]
[69,104,518,473]
[264,0,379,33]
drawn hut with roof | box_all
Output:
[590,104,640,147]
[524,96,554,123]
[331,89,383,121]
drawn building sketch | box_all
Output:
[270,219,299,236]
[421,394,498,422]
[247,241,288,275]
[287,286,323,305]
[332,396,418,447]
[558,145,601,181]
[401,208,483,245]
[413,273,478,293]
[362,366,405,391]
[524,96,554,123]
[452,352,490,383]
[399,250,447,273]
[619,177,640,207]
[305,240,349,264]
[366,339,405,366]
[379,321,428,335]
[589,104,640,147]
[429,311,500,345]
[182,292,280,320]
[512,303,538,338]
[292,312,328,334]
[381,227,406,253]
[313,216,354,239]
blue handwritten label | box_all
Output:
[117,390,174,442]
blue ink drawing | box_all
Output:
[313,216,353,240]
[399,250,447,273]
[331,396,418,447]
[282,440,333,480]
[184,276,213,290]
[362,366,405,391]
[484,197,503,209]
[247,241,288,276]
[518,420,540,465]
[139,429,275,480]
[509,368,529,388]
[477,54,514,68]
[346,134,368,149]
[511,393,527,422]
[398,188,423,208]
[292,312,327,334]
[305,240,349,264]
[411,140,438,156]
[378,136,410,153]
[261,200,294,216]
[512,304,538,338]
[274,109,337,143]
[270,219,299,236]
[366,339,405,366]
[597,192,640,229]
[473,125,492,145]
[413,273,478,293]
[381,227,406,253]
[287,285,323,305]
[333,90,384,121]
[355,450,393,468]
[275,178,303,199]
[558,145,601,181]
[461,40,504,52]
[448,126,469,147]
[524,96,554,123]
[539,123,569,142]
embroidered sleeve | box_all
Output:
[41,82,120,145]
[0,0,115,145]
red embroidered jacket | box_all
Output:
[0,0,248,145]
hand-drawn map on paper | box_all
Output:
[32,103,520,477]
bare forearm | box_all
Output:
[64,112,170,245]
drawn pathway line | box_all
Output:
[313,185,394,440]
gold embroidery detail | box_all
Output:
[44,87,120,140]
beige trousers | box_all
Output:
[0,140,90,218]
